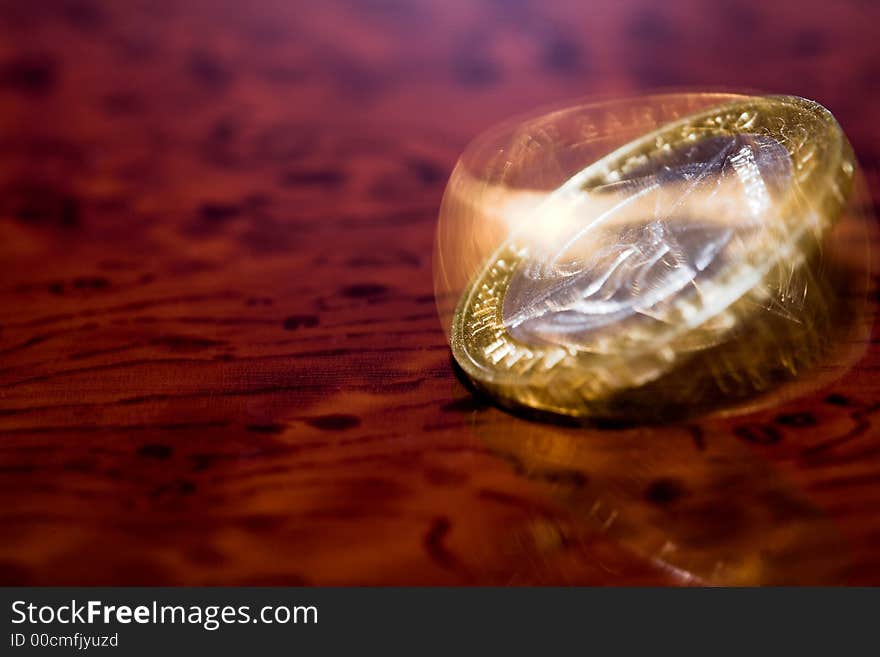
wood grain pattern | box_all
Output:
[0,0,879,585]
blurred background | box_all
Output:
[2,0,878,234]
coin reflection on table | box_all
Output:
[435,93,862,421]
[466,413,847,585]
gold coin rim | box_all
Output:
[451,95,855,416]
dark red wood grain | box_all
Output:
[0,0,879,585]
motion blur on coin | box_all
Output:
[434,93,875,422]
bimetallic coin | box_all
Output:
[450,96,855,419]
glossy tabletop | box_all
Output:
[1,0,879,585]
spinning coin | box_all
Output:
[439,95,856,419]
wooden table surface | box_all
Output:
[1,0,879,585]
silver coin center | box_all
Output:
[501,134,794,350]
